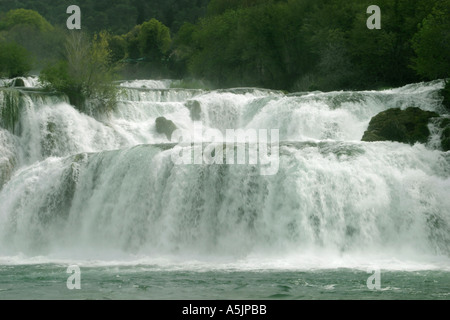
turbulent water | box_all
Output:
[0,79,449,299]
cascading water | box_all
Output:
[0,76,41,88]
[0,80,449,272]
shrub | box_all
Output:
[1,9,53,32]
[412,1,450,80]
[40,31,117,115]
[0,42,33,78]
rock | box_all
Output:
[11,78,25,87]
[41,121,58,157]
[441,81,450,112]
[362,107,439,145]
[0,89,21,135]
[0,131,17,189]
[155,117,177,141]
[0,159,14,190]
[440,118,450,151]
[185,100,202,121]
[441,128,450,151]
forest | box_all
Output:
[0,0,449,94]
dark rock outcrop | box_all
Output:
[0,151,16,190]
[440,118,450,151]
[155,117,177,140]
[185,100,202,121]
[441,81,450,112]
[362,107,439,145]
[10,78,25,87]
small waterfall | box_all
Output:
[0,76,41,88]
[118,79,173,89]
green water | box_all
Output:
[0,265,449,300]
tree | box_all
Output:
[0,9,63,70]
[120,19,172,78]
[124,25,142,59]
[411,0,450,80]
[172,22,198,76]
[40,31,117,115]
[108,35,127,63]
[186,1,315,89]
[1,9,53,32]
[0,0,209,35]
[138,19,172,61]
[0,42,33,78]
[207,0,273,16]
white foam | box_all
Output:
[119,79,173,89]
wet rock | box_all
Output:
[186,100,202,121]
[362,107,439,145]
[441,81,450,112]
[440,118,450,151]
[0,157,15,189]
[155,117,177,140]
[11,78,25,87]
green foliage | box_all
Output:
[181,0,320,89]
[108,35,127,63]
[0,89,21,134]
[40,31,117,115]
[39,60,70,89]
[171,23,197,77]
[122,18,171,61]
[175,0,443,91]
[123,25,142,60]
[119,19,172,78]
[138,19,172,60]
[207,0,274,16]
[1,0,447,92]
[0,9,65,70]
[0,42,33,78]
[1,9,53,32]
[0,0,208,34]
[412,0,450,80]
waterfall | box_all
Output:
[0,80,449,267]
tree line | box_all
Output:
[175,0,449,91]
[0,0,209,34]
[0,0,449,109]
